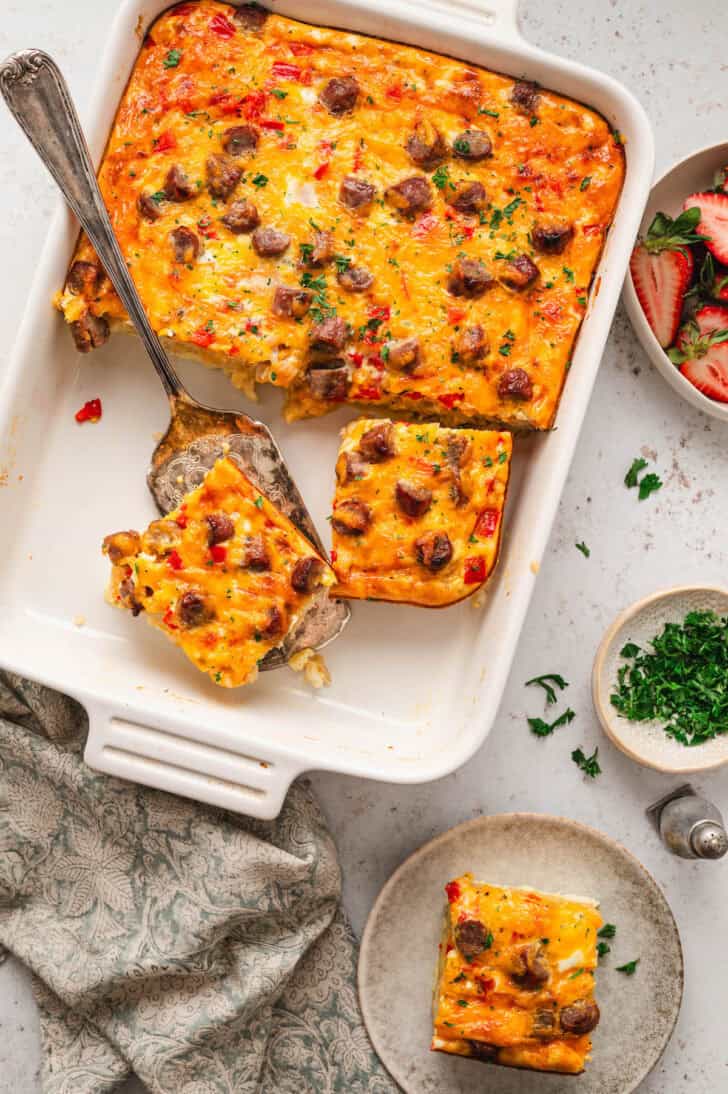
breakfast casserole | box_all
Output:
[57,0,624,430]
[432,873,602,1074]
[330,419,510,607]
[102,456,335,687]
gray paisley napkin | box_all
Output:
[0,671,397,1094]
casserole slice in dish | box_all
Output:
[103,456,335,687]
[330,419,510,607]
[56,0,624,430]
[432,873,602,1073]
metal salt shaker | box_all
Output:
[647,784,728,860]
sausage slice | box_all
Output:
[452,129,492,161]
[455,325,488,364]
[358,421,395,462]
[234,4,269,32]
[395,480,433,518]
[307,364,351,401]
[206,512,234,545]
[221,199,260,234]
[339,176,376,212]
[332,498,372,536]
[70,312,110,353]
[310,316,348,352]
[385,337,421,371]
[252,226,291,256]
[512,80,540,115]
[415,531,453,572]
[206,153,242,201]
[241,534,270,571]
[272,286,312,318]
[177,590,216,628]
[302,229,335,266]
[501,253,539,290]
[405,120,448,169]
[163,164,195,202]
[385,175,432,218]
[560,999,600,1035]
[337,265,374,292]
[447,181,487,215]
[509,941,550,988]
[319,75,360,115]
[170,226,200,264]
[221,124,259,156]
[454,918,492,961]
[291,556,325,594]
[447,257,494,298]
[137,193,162,222]
[498,367,533,400]
[67,260,102,296]
[532,221,574,254]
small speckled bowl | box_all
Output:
[359,813,683,1094]
[623,141,728,423]
[593,585,728,773]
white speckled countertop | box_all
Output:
[1,2,727,1091]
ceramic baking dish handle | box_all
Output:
[83,699,301,820]
[412,0,521,46]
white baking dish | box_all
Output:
[0,0,653,818]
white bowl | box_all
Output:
[592,585,728,774]
[623,141,728,423]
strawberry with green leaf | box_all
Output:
[630,207,705,347]
[683,191,728,264]
[669,305,728,403]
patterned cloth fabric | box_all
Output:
[0,672,397,1093]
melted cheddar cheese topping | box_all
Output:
[57,0,624,430]
[432,874,602,1074]
[331,419,510,607]
[102,456,334,687]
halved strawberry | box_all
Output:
[670,305,728,403]
[683,191,728,264]
[629,208,703,347]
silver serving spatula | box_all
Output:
[0,49,349,669]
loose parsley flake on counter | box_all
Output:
[525,672,569,705]
[529,707,575,737]
[571,746,601,778]
[616,959,640,975]
[597,941,611,958]
[610,610,728,745]
[575,541,590,557]
[625,455,662,499]
[598,923,617,939]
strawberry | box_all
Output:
[629,208,703,347]
[669,305,728,403]
[683,191,728,264]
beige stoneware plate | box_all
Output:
[593,585,728,774]
[358,813,682,1094]
[623,140,728,423]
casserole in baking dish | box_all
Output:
[432,873,602,1074]
[56,0,625,431]
[331,418,511,606]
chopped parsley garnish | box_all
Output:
[254,496,264,509]
[597,941,611,958]
[525,673,569,705]
[270,88,287,99]
[597,923,617,939]
[451,972,466,983]
[571,746,601,778]
[453,138,471,155]
[478,107,499,118]
[624,456,648,487]
[563,266,575,282]
[503,196,523,219]
[498,343,512,356]
[503,328,516,341]
[580,176,592,191]
[489,208,503,231]
[251,173,268,188]
[577,294,587,306]
[333,254,352,273]
[432,164,450,190]
[151,190,166,204]
[484,930,494,949]
[163,49,182,68]
[497,451,508,464]
[624,456,662,499]
[483,456,493,467]
[575,540,590,558]
[638,472,662,500]
[456,999,469,1007]
[529,115,540,127]
[528,707,575,738]
[214,671,222,683]
[568,967,585,979]
[616,959,639,975]
[299,242,314,260]
[610,610,728,745]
